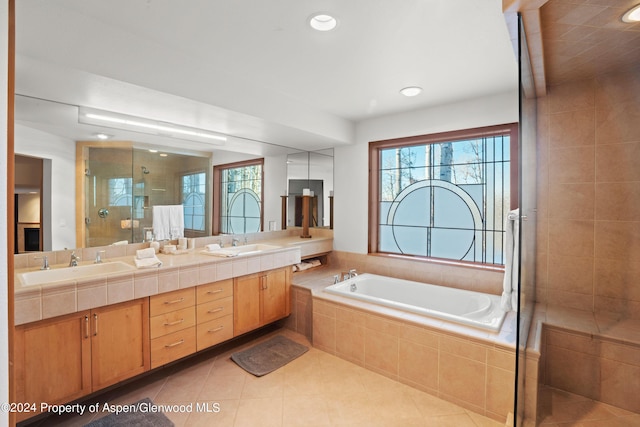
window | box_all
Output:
[369,124,518,266]
[108,177,132,206]
[213,159,263,235]
[181,171,207,232]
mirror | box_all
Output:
[77,142,212,248]
[14,100,334,251]
[286,149,334,229]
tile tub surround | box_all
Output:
[14,239,302,326]
[311,283,517,423]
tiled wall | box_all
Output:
[312,298,515,423]
[536,68,640,318]
[543,327,640,414]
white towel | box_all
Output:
[205,243,221,251]
[136,248,157,259]
[500,208,520,312]
[152,205,184,240]
[134,256,162,268]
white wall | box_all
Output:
[15,124,77,250]
[333,90,519,253]
[263,153,287,231]
[1,1,9,424]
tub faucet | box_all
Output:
[348,269,358,278]
[333,274,340,284]
[232,238,239,247]
[68,251,80,267]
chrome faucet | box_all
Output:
[348,269,358,278]
[34,255,50,270]
[348,269,358,292]
[94,250,105,264]
[68,251,81,267]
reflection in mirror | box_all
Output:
[286,149,333,229]
[77,142,211,248]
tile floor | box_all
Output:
[21,327,504,427]
[20,327,640,427]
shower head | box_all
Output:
[141,166,150,174]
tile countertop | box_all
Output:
[14,235,332,326]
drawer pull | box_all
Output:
[207,307,224,314]
[165,339,185,348]
[208,326,224,333]
[164,318,185,326]
[207,289,223,294]
[164,297,185,305]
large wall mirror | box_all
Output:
[14,95,334,252]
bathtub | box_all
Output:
[323,273,506,331]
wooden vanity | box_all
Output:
[12,241,302,423]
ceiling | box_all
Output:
[514,0,640,95]
[14,0,518,157]
[540,0,640,86]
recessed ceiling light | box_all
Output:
[94,133,111,140]
[159,153,168,157]
[400,86,423,97]
[309,13,338,31]
[148,149,158,153]
[622,4,640,22]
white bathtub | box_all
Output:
[323,273,506,331]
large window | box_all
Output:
[181,171,207,232]
[369,124,518,266]
[213,159,263,235]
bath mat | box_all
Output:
[231,335,309,376]
[83,398,173,427]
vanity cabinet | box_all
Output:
[149,288,196,368]
[233,267,291,336]
[196,279,234,351]
[14,298,150,422]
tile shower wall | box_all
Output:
[536,68,640,318]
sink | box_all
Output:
[235,244,281,255]
[17,261,135,287]
[201,243,281,257]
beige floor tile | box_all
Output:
[198,373,246,401]
[234,397,283,427]
[183,399,239,427]
[241,370,285,398]
[282,395,332,427]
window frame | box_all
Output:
[368,123,518,269]
[212,158,264,235]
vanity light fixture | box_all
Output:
[79,107,227,145]
[622,4,640,22]
[400,86,423,97]
[309,13,338,31]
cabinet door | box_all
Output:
[233,273,262,336]
[14,311,91,421]
[261,268,290,325]
[90,298,150,391]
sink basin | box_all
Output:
[17,261,135,287]
[201,243,281,257]
[235,244,281,255]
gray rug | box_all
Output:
[83,398,173,427]
[231,335,309,376]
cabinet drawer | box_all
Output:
[196,315,233,351]
[151,327,196,368]
[196,296,233,323]
[150,306,196,339]
[150,288,195,316]
[197,279,233,304]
